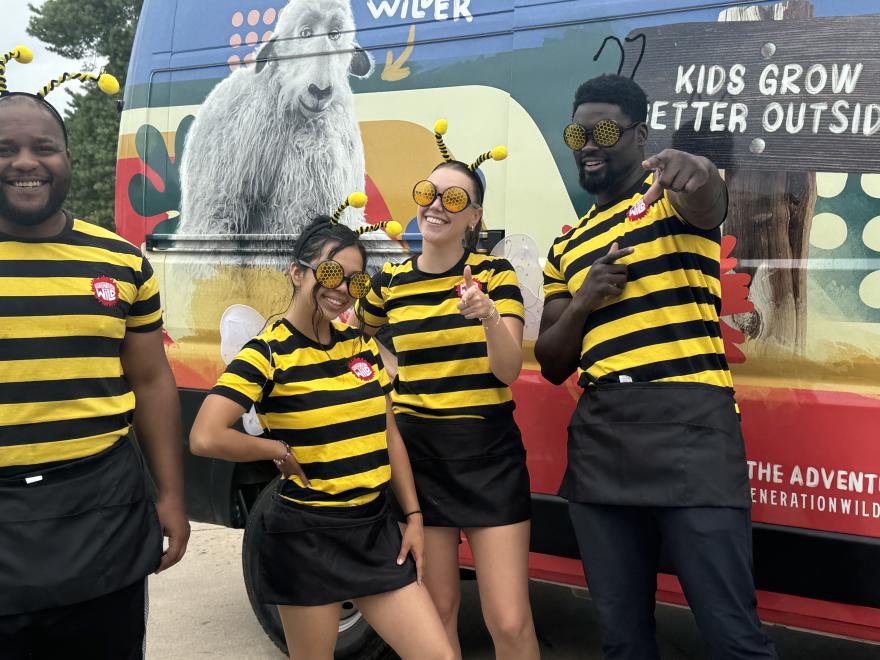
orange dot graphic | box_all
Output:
[228,55,241,70]
[246,31,258,45]
[231,12,243,27]
[243,52,256,67]
[229,34,242,47]
[263,8,276,24]
[263,31,273,42]
[248,9,260,25]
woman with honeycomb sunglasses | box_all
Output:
[190,197,454,660]
[357,122,539,660]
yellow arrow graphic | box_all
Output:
[381,24,415,82]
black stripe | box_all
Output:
[389,312,475,336]
[129,293,161,317]
[359,297,386,321]
[211,385,255,411]
[279,482,384,504]
[387,287,458,310]
[0,376,130,405]
[0,260,138,281]
[586,285,721,331]
[562,207,630,257]
[396,400,515,419]
[0,412,131,445]
[564,221,719,282]
[261,382,386,414]
[594,352,730,384]
[489,284,523,304]
[397,341,487,366]
[65,228,141,257]
[299,448,389,481]
[583,319,723,365]
[0,335,119,360]
[268,413,386,446]
[395,372,505,396]
[125,318,162,333]
[544,291,572,304]
[388,257,497,288]
[626,251,720,285]
[0,295,128,317]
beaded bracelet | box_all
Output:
[480,302,502,328]
[272,441,291,466]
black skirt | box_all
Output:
[395,414,531,528]
[253,491,416,607]
[562,381,751,508]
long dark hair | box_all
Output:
[292,215,368,346]
[431,160,485,251]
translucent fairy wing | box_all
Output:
[219,304,267,364]
[219,304,269,437]
[491,234,544,341]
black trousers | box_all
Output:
[569,503,777,660]
[0,578,147,660]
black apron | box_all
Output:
[0,438,163,616]
[561,382,750,508]
[253,486,416,606]
[395,414,532,528]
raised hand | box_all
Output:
[641,149,713,205]
[457,265,495,321]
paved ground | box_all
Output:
[147,523,878,659]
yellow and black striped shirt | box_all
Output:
[213,319,393,507]
[0,214,163,475]
[543,173,732,388]
[358,251,525,420]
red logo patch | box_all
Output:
[91,276,119,306]
[626,198,649,221]
[456,279,483,297]
[348,357,375,381]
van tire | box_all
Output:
[242,481,392,659]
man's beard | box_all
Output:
[0,180,69,227]
[579,165,622,195]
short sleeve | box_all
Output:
[126,254,163,332]
[212,338,273,410]
[543,242,571,303]
[357,264,391,328]
[368,338,393,394]
[487,258,524,322]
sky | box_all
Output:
[4,1,96,115]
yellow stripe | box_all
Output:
[654,369,734,388]
[286,464,391,495]
[395,409,484,420]
[280,490,381,508]
[0,430,126,468]
[71,219,135,244]
[126,311,163,328]
[262,397,386,430]
[400,356,490,382]
[0,393,134,427]
[591,339,728,381]
[293,431,387,464]
[0,243,143,270]
[1,315,124,339]
[215,372,263,402]
[582,301,722,352]
[0,277,137,300]
[270,370,382,396]
[394,325,484,352]
[0,357,122,383]
[392,387,512,411]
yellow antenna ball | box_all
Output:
[490,145,508,161]
[434,119,447,135]
[97,73,120,95]
[14,46,33,64]
[348,192,367,208]
[385,220,402,237]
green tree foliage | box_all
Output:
[28,0,143,230]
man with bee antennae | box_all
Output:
[0,47,188,659]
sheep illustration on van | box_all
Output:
[179,0,374,236]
